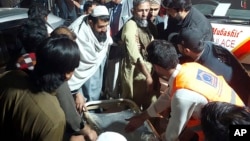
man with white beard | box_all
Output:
[120,0,159,110]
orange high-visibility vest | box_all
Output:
[171,62,245,141]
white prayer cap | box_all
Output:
[150,0,161,5]
[91,5,109,17]
[97,132,127,141]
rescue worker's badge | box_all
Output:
[196,69,218,88]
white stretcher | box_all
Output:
[83,98,160,141]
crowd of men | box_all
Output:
[0,0,250,141]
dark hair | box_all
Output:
[88,15,110,24]
[178,27,205,53]
[84,1,98,13]
[0,34,9,70]
[147,40,179,70]
[33,36,80,93]
[201,102,250,141]
[162,0,192,12]
[51,26,77,41]
[95,0,105,5]
[19,17,48,53]
[28,3,49,20]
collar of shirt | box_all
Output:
[194,49,205,62]
[163,64,182,98]
[195,41,212,62]
[168,64,182,86]
[180,7,193,26]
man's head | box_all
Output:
[28,3,49,21]
[19,17,48,53]
[201,102,250,141]
[34,36,80,92]
[97,0,106,4]
[88,5,110,42]
[147,40,179,77]
[148,0,161,21]
[177,28,205,58]
[97,131,127,141]
[51,26,77,41]
[162,0,191,21]
[84,1,98,15]
[132,0,150,27]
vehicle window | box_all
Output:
[192,0,250,65]
[193,0,250,21]
[0,31,9,73]
[193,0,250,10]
[0,20,24,72]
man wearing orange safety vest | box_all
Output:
[124,40,245,141]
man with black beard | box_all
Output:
[68,5,113,113]
[161,0,213,64]
[162,0,213,46]
[120,0,159,110]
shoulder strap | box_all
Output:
[113,18,132,43]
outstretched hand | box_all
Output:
[125,112,150,132]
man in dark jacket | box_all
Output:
[177,27,250,106]
[162,0,213,44]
